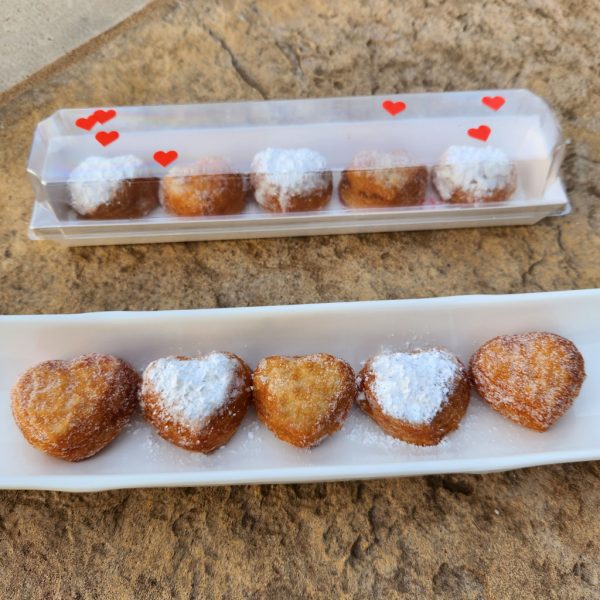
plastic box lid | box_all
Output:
[27,89,569,246]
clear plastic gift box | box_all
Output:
[27,89,569,246]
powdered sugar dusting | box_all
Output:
[159,157,233,208]
[343,410,451,451]
[351,150,411,170]
[142,353,239,426]
[68,155,147,214]
[371,350,460,424]
[345,415,412,449]
[432,145,514,201]
[471,332,585,428]
[163,156,233,179]
[251,148,329,209]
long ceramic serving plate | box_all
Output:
[0,289,598,491]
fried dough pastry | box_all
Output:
[11,354,140,461]
[432,145,516,204]
[81,178,159,219]
[339,150,428,208]
[68,155,159,219]
[469,332,585,431]
[253,353,356,447]
[252,179,333,212]
[160,157,245,216]
[359,349,470,446]
[141,352,252,453]
[250,148,333,212]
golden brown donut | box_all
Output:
[11,354,140,461]
[141,352,252,453]
[68,155,159,219]
[339,150,428,208]
[160,157,245,216]
[253,353,356,448]
[358,349,470,446]
[250,148,333,212]
[469,332,585,431]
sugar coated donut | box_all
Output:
[68,155,158,218]
[11,354,140,461]
[250,148,333,212]
[359,349,470,446]
[253,353,356,447]
[470,332,585,431]
[339,150,428,208]
[160,157,245,216]
[141,352,252,453]
[432,145,516,203]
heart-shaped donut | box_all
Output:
[141,352,251,453]
[253,353,356,448]
[359,349,470,446]
[11,354,140,461]
[470,332,585,431]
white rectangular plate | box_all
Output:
[1,289,597,492]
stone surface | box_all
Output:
[0,0,151,98]
[0,1,599,598]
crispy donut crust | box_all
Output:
[433,167,516,204]
[358,353,470,446]
[252,353,356,448]
[441,183,515,204]
[339,165,428,208]
[469,332,585,431]
[161,173,246,216]
[11,354,140,461]
[141,353,252,453]
[250,172,333,212]
[77,178,159,219]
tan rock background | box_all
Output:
[0,1,599,598]
[0,0,150,98]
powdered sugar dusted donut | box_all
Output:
[432,145,516,203]
[141,352,252,453]
[160,156,245,216]
[339,150,428,208]
[359,349,470,446]
[250,148,333,212]
[68,155,159,218]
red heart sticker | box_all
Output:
[467,125,491,142]
[75,115,97,131]
[95,131,119,146]
[153,150,178,167]
[93,109,117,124]
[382,100,406,116]
[482,96,505,111]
